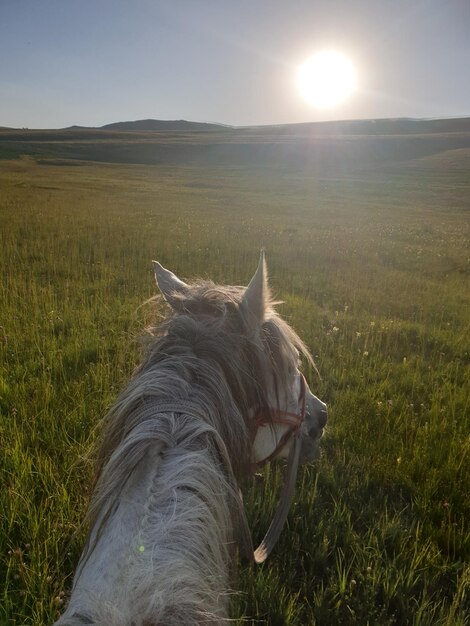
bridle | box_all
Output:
[250,372,307,465]
[249,372,308,563]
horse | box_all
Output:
[54,252,327,625]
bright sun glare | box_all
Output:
[297,50,358,109]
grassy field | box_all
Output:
[0,133,469,625]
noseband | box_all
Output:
[250,373,308,563]
[250,373,307,465]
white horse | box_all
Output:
[54,253,327,625]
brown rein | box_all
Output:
[251,373,308,563]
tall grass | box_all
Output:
[0,156,469,625]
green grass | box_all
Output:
[0,151,469,625]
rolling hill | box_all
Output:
[1,117,469,171]
[99,119,228,132]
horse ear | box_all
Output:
[152,261,189,309]
[242,250,269,326]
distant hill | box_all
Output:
[2,116,470,169]
[64,125,91,131]
[2,116,470,134]
[99,119,228,132]
[245,117,470,136]
[70,116,470,135]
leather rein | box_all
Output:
[250,373,308,563]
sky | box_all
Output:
[1,0,469,128]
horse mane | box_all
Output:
[94,279,312,486]
[70,278,313,624]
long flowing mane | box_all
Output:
[55,260,322,626]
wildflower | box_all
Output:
[363,351,369,357]
[332,326,339,333]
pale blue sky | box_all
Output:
[1,0,469,128]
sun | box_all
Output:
[297,50,357,109]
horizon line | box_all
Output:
[2,113,470,132]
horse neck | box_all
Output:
[62,360,247,625]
